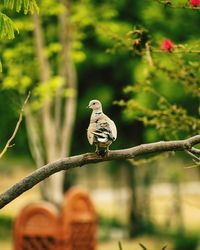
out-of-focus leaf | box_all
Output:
[0,12,18,39]
[4,0,39,14]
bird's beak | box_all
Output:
[87,104,91,109]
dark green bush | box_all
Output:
[0,215,12,240]
[173,234,199,250]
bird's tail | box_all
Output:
[92,129,114,143]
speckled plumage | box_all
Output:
[87,100,117,155]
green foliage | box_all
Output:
[118,74,199,139]
[1,41,36,93]
[0,215,12,240]
[0,12,18,39]
[1,0,199,155]
[0,0,38,40]
[0,0,38,73]
[0,0,136,155]
[99,0,200,142]
[3,0,38,14]
[98,215,126,241]
[173,233,199,250]
[31,76,77,110]
[112,25,200,140]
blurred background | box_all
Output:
[0,0,200,249]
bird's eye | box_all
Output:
[92,102,95,105]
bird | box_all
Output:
[87,99,117,156]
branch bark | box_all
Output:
[0,135,200,209]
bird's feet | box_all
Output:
[95,149,108,157]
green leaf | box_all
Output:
[0,12,18,39]
[4,0,39,14]
[139,243,148,250]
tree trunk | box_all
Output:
[25,1,77,205]
[48,0,77,204]
[127,163,143,237]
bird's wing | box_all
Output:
[108,119,117,140]
[102,114,117,140]
[87,122,96,145]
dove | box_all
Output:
[87,100,117,155]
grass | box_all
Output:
[98,236,172,250]
[0,235,172,250]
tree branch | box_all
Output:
[185,150,200,162]
[189,147,200,154]
[0,135,200,209]
[0,92,30,159]
[152,48,200,54]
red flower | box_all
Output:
[161,39,174,52]
[190,0,200,7]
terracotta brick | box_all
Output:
[13,202,61,250]
[61,188,97,250]
[13,188,97,250]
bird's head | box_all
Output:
[88,100,102,111]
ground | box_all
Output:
[0,157,200,249]
[1,236,173,250]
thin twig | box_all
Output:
[185,150,200,162]
[152,49,200,54]
[0,92,31,159]
[128,152,173,166]
[184,163,200,169]
[189,147,200,155]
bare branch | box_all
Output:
[152,48,200,54]
[189,147,200,154]
[0,92,30,159]
[185,150,200,162]
[0,135,200,209]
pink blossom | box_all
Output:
[190,0,200,7]
[161,39,174,52]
